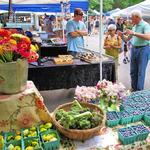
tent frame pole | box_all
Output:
[99,0,103,81]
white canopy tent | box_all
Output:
[112,0,150,18]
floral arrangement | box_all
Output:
[96,79,130,111]
[75,79,130,111]
[75,85,98,102]
[0,29,39,63]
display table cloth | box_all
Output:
[28,58,116,91]
[0,81,51,132]
[59,122,150,150]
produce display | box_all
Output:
[22,128,38,138]
[41,130,60,150]
[143,112,150,126]
[78,52,100,63]
[55,100,103,129]
[118,124,149,145]
[39,122,53,133]
[0,122,60,150]
[6,131,22,143]
[6,140,23,150]
[106,111,120,127]
[106,90,150,127]
[0,135,4,150]
[24,137,41,150]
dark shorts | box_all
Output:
[124,43,128,52]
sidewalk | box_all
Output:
[84,34,150,90]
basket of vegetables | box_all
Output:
[52,100,105,140]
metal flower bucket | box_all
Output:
[0,59,28,94]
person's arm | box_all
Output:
[117,30,132,42]
[126,29,150,40]
[76,23,88,36]
[103,37,111,49]
[76,29,88,36]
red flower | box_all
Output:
[0,29,11,38]
[35,98,44,110]
[17,42,30,58]
[28,51,39,62]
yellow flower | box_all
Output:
[0,45,3,55]
[30,44,39,52]
[9,39,17,45]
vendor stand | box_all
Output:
[40,44,68,57]
[28,58,116,91]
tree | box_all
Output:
[89,0,144,12]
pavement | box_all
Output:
[40,34,150,112]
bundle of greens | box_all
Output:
[55,100,103,129]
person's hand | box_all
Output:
[125,29,134,35]
[117,30,123,37]
[105,45,111,49]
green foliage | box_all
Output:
[89,0,144,12]
[55,100,103,129]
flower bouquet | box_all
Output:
[75,85,98,103]
[0,28,39,94]
[75,80,130,111]
[0,29,39,63]
[96,79,130,111]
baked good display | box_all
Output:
[58,55,74,59]
[79,52,100,63]
[53,57,73,65]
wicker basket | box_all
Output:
[52,101,105,140]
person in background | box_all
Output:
[66,8,88,57]
[93,16,99,35]
[43,14,49,32]
[104,24,122,81]
[116,17,130,64]
[0,20,2,28]
[118,10,150,91]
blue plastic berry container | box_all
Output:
[119,111,133,125]
[118,127,137,145]
[106,111,120,127]
[129,110,143,123]
[131,124,150,141]
[143,112,150,126]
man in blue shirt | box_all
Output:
[118,10,150,91]
[66,8,88,56]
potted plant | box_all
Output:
[0,29,39,94]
